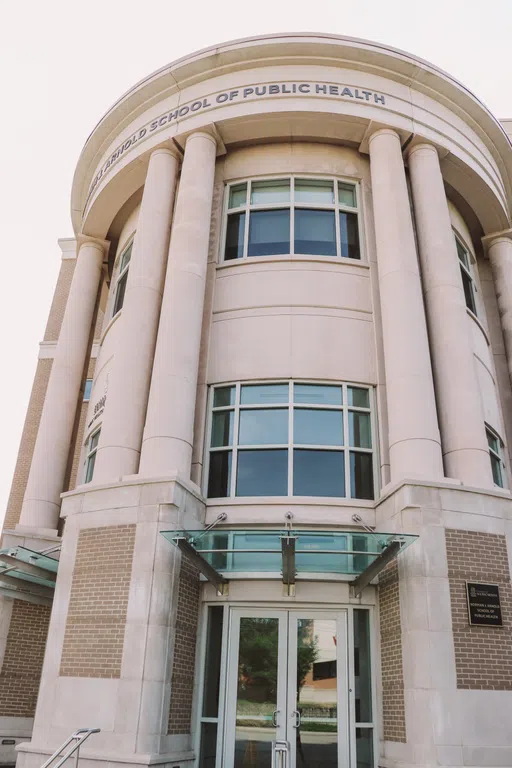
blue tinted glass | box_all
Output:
[295,209,336,256]
[340,212,360,259]
[232,533,282,571]
[211,411,234,447]
[294,409,343,446]
[239,409,288,445]
[241,384,289,404]
[349,412,371,448]
[294,384,342,405]
[224,212,245,260]
[293,449,345,496]
[248,209,290,257]
[236,449,288,496]
[350,452,374,500]
[83,379,93,401]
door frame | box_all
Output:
[193,602,378,768]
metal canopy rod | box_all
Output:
[0,554,56,581]
[281,536,296,587]
[0,574,54,599]
[174,537,228,594]
[350,540,402,597]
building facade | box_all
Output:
[1,32,512,768]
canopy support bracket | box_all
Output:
[350,540,402,597]
[173,536,229,595]
[281,535,296,597]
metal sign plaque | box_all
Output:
[466,582,503,626]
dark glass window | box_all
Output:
[295,209,336,255]
[248,209,290,256]
[224,212,245,260]
[340,211,360,259]
[236,449,288,496]
[293,449,345,496]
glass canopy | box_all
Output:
[0,545,59,603]
[160,528,417,578]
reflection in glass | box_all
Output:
[199,722,218,768]
[229,183,248,209]
[293,449,345,497]
[203,607,224,717]
[248,209,290,257]
[239,409,288,445]
[208,451,231,498]
[251,179,290,204]
[349,412,371,448]
[347,387,369,408]
[234,618,279,768]
[295,178,334,204]
[350,452,374,500]
[295,209,337,256]
[340,211,360,259]
[236,449,288,496]
[295,618,338,768]
[225,213,246,260]
[356,728,374,768]
[214,386,235,407]
[241,384,289,405]
[294,384,342,406]
[211,411,234,447]
[353,610,372,723]
[294,409,343,446]
[338,181,357,208]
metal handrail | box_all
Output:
[39,728,100,768]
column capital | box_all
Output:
[359,120,411,154]
[76,234,110,258]
[149,144,182,162]
[176,122,226,156]
[482,229,512,254]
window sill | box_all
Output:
[466,307,490,346]
[100,309,122,346]
[205,495,376,507]
[216,255,370,271]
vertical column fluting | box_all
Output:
[408,143,493,487]
[94,147,180,483]
[487,233,512,386]
[368,129,443,482]
[139,130,217,478]
[19,239,105,530]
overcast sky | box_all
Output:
[0,0,511,530]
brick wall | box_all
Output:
[4,359,53,530]
[0,600,51,716]
[60,525,135,678]
[43,260,76,341]
[379,560,406,742]
[168,556,201,734]
[446,528,512,690]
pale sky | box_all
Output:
[0,0,511,530]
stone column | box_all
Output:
[19,238,106,531]
[139,130,217,478]
[368,129,443,482]
[486,232,512,385]
[93,147,180,483]
[408,143,493,488]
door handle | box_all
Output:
[271,740,289,768]
[291,709,301,728]
[272,709,280,727]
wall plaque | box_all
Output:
[466,582,503,626]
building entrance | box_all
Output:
[224,608,350,768]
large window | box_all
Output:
[223,177,361,261]
[206,382,375,500]
[486,426,507,488]
[455,235,477,316]
[112,241,133,316]
[84,429,101,484]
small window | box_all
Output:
[206,382,375,500]
[83,379,93,402]
[455,236,477,316]
[223,177,361,261]
[84,429,101,484]
[113,242,133,316]
[486,426,507,488]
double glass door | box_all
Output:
[224,609,349,768]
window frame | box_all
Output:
[454,232,478,317]
[204,380,378,500]
[84,428,101,484]
[112,240,133,317]
[485,424,507,489]
[83,379,93,402]
[220,175,364,263]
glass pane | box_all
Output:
[338,181,357,208]
[490,453,504,487]
[295,178,334,204]
[236,449,288,496]
[294,409,343,446]
[248,209,290,257]
[203,606,224,717]
[295,618,338,768]
[461,268,477,314]
[350,452,374,500]
[199,722,217,768]
[90,431,100,450]
[214,386,235,407]
[120,242,133,271]
[229,182,247,209]
[486,430,499,452]
[349,412,372,448]
[235,617,279,768]
[348,387,370,408]
[113,270,128,314]
[456,237,470,268]
[211,411,234,447]
[293,449,345,497]
[84,452,96,484]
[339,212,360,259]
[239,409,288,445]
[294,384,342,406]
[225,213,246,260]
[295,209,336,256]
[83,379,93,402]
[354,610,372,723]
[207,451,232,498]
[251,179,290,204]
[356,728,374,768]
[241,384,289,405]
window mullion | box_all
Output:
[231,384,241,497]
[288,382,293,496]
[343,384,350,498]
[290,177,295,257]
[243,183,251,259]
[334,191,342,259]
